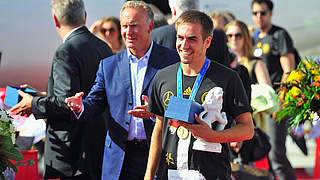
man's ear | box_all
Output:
[148,21,154,34]
[205,36,212,49]
[53,14,60,28]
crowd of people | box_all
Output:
[8,0,300,179]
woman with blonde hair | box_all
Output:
[226,21,277,165]
[90,16,125,54]
[225,20,271,86]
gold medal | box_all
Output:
[177,126,189,139]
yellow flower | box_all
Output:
[304,61,312,70]
[290,86,302,97]
[314,75,320,82]
[279,90,286,102]
[286,71,304,83]
[311,69,319,75]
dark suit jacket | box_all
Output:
[31,26,112,179]
[151,23,231,66]
[81,43,179,180]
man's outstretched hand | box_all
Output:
[65,92,84,113]
[9,90,33,116]
[128,95,155,119]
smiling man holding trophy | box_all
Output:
[144,10,254,180]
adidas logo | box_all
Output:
[183,87,192,96]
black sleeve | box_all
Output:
[233,65,252,103]
[32,48,79,119]
[225,71,252,119]
[147,73,165,117]
[278,30,295,56]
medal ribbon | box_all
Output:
[177,57,209,100]
[175,57,209,170]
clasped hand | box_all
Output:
[9,84,44,116]
[65,92,84,113]
[9,90,33,116]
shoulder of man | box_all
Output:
[152,24,175,35]
[152,43,177,54]
[98,49,126,66]
[269,25,292,39]
[154,61,180,77]
[151,24,176,41]
[150,43,180,65]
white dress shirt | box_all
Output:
[127,41,154,140]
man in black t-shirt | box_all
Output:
[145,10,254,180]
[251,0,296,180]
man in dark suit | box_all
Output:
[9,0,112,179]
[151,0,231,66]
[65,1,179,180]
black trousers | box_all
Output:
[119,140,149,180]
[267,116,296,180]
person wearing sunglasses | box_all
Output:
[225,20,271,86]
[251,0,297,180]
[90,16,125,54]
[225,20,280,164]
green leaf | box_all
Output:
[276,110,289,122]
[6,159,18,173]
[0,135,14,149]
[0,148,23,161]
[8,148,23,161]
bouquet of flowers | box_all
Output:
[277,57,320,129]
[0,109,23,179]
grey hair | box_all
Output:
[50,0,86,27]
[120,1,154,23]
[169,0,199,11]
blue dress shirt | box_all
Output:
[127,41,154,140]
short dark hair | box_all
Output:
[251,0,273,11]
[175,10,213,40]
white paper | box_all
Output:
[168,169,206,180]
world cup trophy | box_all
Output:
[192,87,227,153]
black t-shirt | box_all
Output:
[253,25,295,90]
[148,61,252,180]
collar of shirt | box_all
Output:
[63,26,83,43]
[127,41,154,64]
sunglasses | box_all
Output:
[226,32,242,39]
[101,27,115,34]
[252,10,269,16]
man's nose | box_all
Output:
[127,26,134,35]
[181,39,188,49]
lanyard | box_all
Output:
[177,57,209,100]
